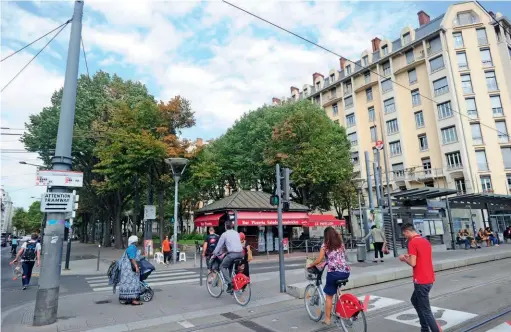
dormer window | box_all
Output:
[403,32,411,45]
[346,65,352,75]
[316,81,321,90]
[362,55,369,66]
[454,11,479,26]
[330,74,335,82]
[382,44,389,56]
[304,88,308,96]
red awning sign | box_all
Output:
[237,211,309,226]
[194,213,223,227]
[306,214,346,227]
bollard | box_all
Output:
[199,253,203,286]
[305,240,308,254]
[97,244,101,271]
[194,251,197,268]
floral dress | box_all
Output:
[118,244,140,302]
[321,243,351,296]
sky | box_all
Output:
[1,0,510,209]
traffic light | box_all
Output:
[270,194,279,206]
[170,216,174,224]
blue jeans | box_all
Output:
[22,261,35,286]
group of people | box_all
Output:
[457,226,501,249]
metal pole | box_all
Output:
[64,217,73,270]
[144,174,154,256]
[172,176,180,264]
[381,133,398,257]
[276,164,286,293]
[373,161,382,207]
[199,250,203,286]
[375,150,384,206]
[33,2,83,326]
[363,152,372,250]
[357,189,363,237]
[445,197,455,250]
[96,245,101,271]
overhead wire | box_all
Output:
[221,0,508,138]
[477,0,511,36]
[81,37,91,78]
[1,20,70,92]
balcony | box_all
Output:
[427,46,442,57]
[447,163,463,170]
[472,136,484,145]
[458,63,469,71]
[493,107,504,117]
[393,51,425,75]
[407,168,444,182]
[498,134,510,143]
[434,86,449,97]
[393,171,405,181]
[354,73,378,93]
[477,162,489,171]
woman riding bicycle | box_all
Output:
[307,227,351,326]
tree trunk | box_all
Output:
[102,214,111,247]
[158,189,164,241]
[90,211,96,243]
[114,191,123,249]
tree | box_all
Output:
[12,207,28,234]
[11,202,43,234]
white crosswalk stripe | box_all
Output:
[485,322,511,332]
[85,269,200,292]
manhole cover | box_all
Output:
[93,300,111,304]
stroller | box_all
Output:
[139,257,155,302]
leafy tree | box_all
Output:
[11,202,42,234]
[12,207,28,234]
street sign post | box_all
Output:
[375,140,384,150]
[36,170,84,187]
[144,205,156,220]
[40,193,74,212]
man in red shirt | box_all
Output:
[399,223,439,332]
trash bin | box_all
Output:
[356,241,366,262]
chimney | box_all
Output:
[417,10,430,26]
[290,86,299,95]
[272,97,281,105]
[339,57,347,70]
[312,72,324,82]
[371,37,381,52]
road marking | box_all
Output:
[357,295,404,312]
[485,322,511,332]
[177,320,194,328]
[92,278,201,292]
[385,306,477,330]
[85,269,189,280]
[86,271,196,284]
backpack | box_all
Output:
[22,242,37,261]
[206,234,219,254]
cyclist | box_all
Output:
[212,220,243,293]
[203,227,220,271]
[11,236,18,256]
[307,227,351,326]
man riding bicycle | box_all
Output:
[211,220,243,293]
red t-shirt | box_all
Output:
[408,235,435,284]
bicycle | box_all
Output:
[304,266,367,332]
[206,256,251,306]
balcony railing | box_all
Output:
[498,134,510,143]
[468,110,478,119]
[407,168,444,182]
[427,46,442,57]
[472,136,484,145]
[393,171,405,180]
[458,63,469,70]
[434,86,449,97]
[344,88,352,96]
[447,163,463,170]
[482,60,493,68]
[478,162,489,171]
[487,82,498,91]
[492,107,503,117]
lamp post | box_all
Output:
[165,157,189,264]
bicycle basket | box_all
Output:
[305,266,323,281]
[232,272,250,291]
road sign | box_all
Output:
[375,140,384,150]
[36,170,83,187]
[41,193,74,212]
[144,205,156,220]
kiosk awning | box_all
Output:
[194,213,224,227]
[237,211,309,226]
[306,214,346,227]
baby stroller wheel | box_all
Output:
[142,287,154,302]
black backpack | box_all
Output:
[23,242,37,261]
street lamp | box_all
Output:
[19,161,47,169]
[165,157,189,264]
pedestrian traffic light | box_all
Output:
[270,195,279,206]
[170,216,174,224]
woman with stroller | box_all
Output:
[119,235,142,305]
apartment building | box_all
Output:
[273,2,511,200]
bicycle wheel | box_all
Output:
[206,271,223,298]
[339,310,367,332]
[142,288,154,302]
[304,284,324,322]
[233,283,251,306]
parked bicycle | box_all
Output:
[304,266,367,332]
[206,256,251,306]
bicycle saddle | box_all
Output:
[232,258,244,265]
[335,279,349,286]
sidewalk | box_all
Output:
[287,244,511,298]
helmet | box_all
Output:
[239,232,246,240]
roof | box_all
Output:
[390,187,457,201]
[196,190,310,215]
[448,193,511,209]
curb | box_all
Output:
[286,250,511,299]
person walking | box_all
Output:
[363,225,387,263]
[239,232,252,277]
[202,227,220,272]
[118,235,142,305]
[11,233,41,290]
[399,223,439,332]
[161,235,172,265]
[11,236,18,256]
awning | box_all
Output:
[194,213,223,227]
[237,211,309,226]
[306,214,346,227]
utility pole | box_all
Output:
[363,151,373,249]
[33,1,83,326]
[275,164,286,293]
[145,172,154,255]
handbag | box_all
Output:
[382,243,390,255]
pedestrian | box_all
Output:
[239,232,252,277]
[118,235,142,305]
[161,235,172,265]
[11,236,18,256]
[11,233,41,290]
[202,227,220,272]
[399,223,439,332]
[363,225,387,263]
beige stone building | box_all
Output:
[274,2,511,202]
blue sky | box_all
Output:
[1,0,510,208]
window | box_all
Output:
[422,158,432,173]
[453,32,464,48]
[366,88,373,101]
[466,98,478,118]
[441,126,457,144]
[330,88,337,100]
[330,74,335,83]
[415,111,425,128]
[381,78,392,93]
[476,28,488,45]
[461,74,473,94]
[304,88,308,96]
[382,45,388,56]
[346,113,356,127]
[405,50,414,64]
[346,65,352,75]
[362,56,368,66]
[446,151,463,169]
[408,69,417,84]
[455,178,466,194]
[392,163,405,178]
[455,11,479,26]
[480,49,493,67]
[368,107,375,122]
[364,71,371,84]
[316,81,321,90]
[332,103,338,116]
[437,101,453,119]
[496,121,509,143]
[457,52,468,70]
[418,135,428,151]
[384,98,395,114]
[348,132,358,146]
[351,151,360,165]
[471,123,483,145]
[485,71,498,91]
[382,61,391,76]
[491,95,503,116]
[344,96,353,109]
[344,81,352,95]
[428,36,442,55]
[430,55,445,72]
[403,32,411,45]
[502,147,511,169]
[389,141,402,157]
[480,176,492,192]
[370,126,377,142]
[433,77,449,96]
[475,150,489,171]
[411,89,421,106]
[386,119,399,135]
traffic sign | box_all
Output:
[36,170,83,187]
[41,193,74,212]
[144,205,156,220]
[375,140,384,150]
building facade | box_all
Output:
[273,2,511,203]
[1,186,14,233]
